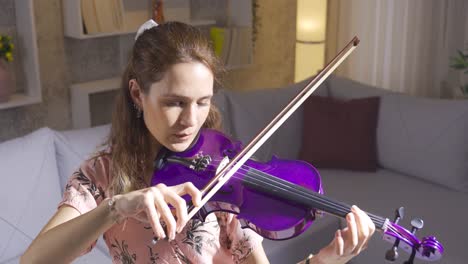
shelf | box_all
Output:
[71,77,120,94]
[0,0,42,110]
[0,93,41,110]
[64,19,216,40]
[66,0,253,128]
[63,0,215,39]
[70,77,120,128]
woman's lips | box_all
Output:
[173,133,192,142]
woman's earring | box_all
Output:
[133,103,142,119]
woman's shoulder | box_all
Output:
[79,151,113,185]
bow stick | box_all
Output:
[187,37,360,220]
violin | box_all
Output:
[152,129,443,263]
[151,37,444,263]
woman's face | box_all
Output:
[135,62,214,152]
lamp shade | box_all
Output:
[296,0,327,42]
[295,42,325,82]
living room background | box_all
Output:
[0,0,467,142]
[0,0,296,142]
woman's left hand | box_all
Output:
[312,205,376,264]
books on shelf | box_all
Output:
[81,0,99,34]
[81,0,125,34]
[210,26,253,68]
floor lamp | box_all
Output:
[295,0,328,82]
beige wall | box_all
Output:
[0,0,70,142]
[224,0,296,91]
[0,0,297,142]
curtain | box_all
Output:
[326,0,468,98]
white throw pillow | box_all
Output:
[0,127,62,261]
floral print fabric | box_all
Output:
[58,155,263,264]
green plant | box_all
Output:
[0,35,14,63]
[450,48,468,95]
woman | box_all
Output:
[22,21,374,264]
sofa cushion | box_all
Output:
[54,124,110,190]
[53,124,111,257]
[318,168,468,264]
[300,96,380,171]
[327,75,395,99]
[0,128,62,261]
[263,215,340,264]
[377,94,468,192]
[221,77,329,161]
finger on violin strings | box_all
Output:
[360,208,375,233]
[161,188,189,233]
[152,186,177,240]
[350,205,369,255]
[172,182,202,207]
[344,210,359,254]
[143,192,166,240]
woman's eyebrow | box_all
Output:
[160,94,213,100]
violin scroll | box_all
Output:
[383,208,443,262]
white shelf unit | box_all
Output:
[62,0,216,39]
[71,77,120,128]
[0,0,42,110]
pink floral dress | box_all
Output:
[58,155,263,264]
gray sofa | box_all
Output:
[1,75,466,264]
[214,75,468,264]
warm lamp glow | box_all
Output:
[296,0,327,42]
[294,0,328,82]
[295,43,325,82]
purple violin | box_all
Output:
[152,129,443,263]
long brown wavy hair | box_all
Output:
[105,22,224,195]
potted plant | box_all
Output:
[0,34,14,102]
[449,46,468,98]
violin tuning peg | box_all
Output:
[410,218,424,233]
[393,207,404,224]
[385,207,405,262]
[396,207,404,220]
[402,218,423,264]
[403,250,416,264]
[385,246,399,262]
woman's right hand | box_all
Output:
[112,182,202,240]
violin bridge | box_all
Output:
[216,156,230,176]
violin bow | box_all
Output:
[187,37,360,220]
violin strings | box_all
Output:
[202,158,390,230]
[205,165,402,237]
[169,156,402,236]
[206,158,383,224]
[206,159,402,235]
[243,166,401,234]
